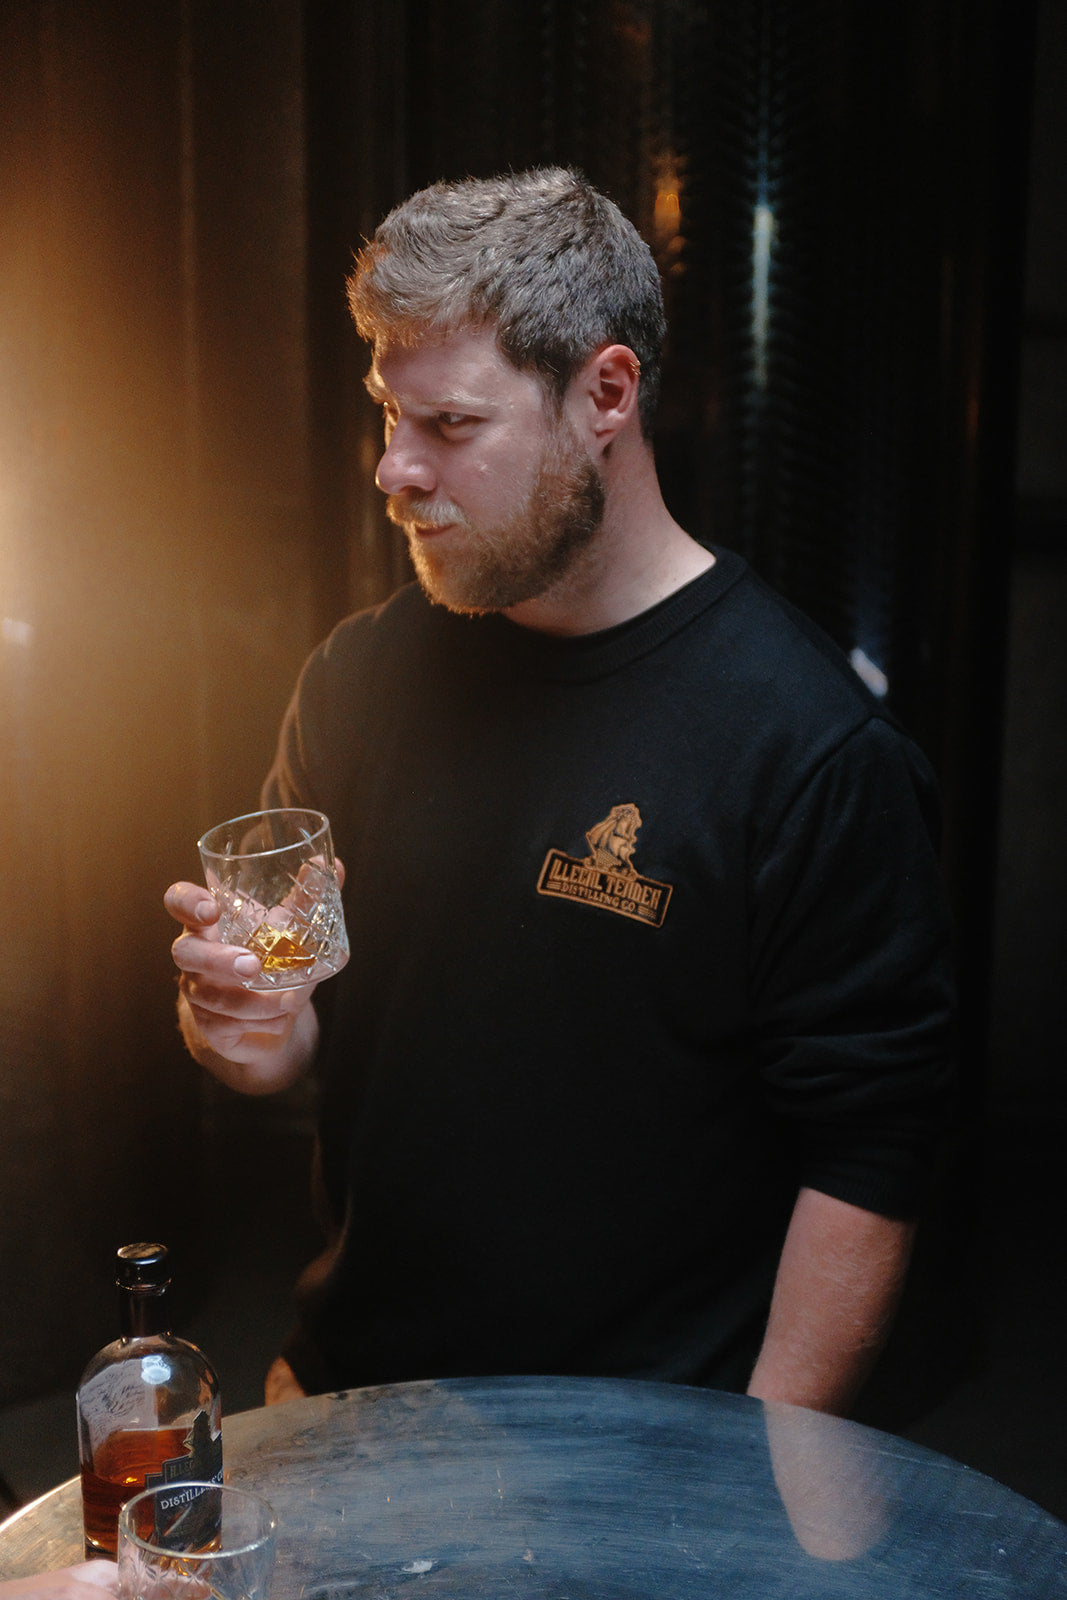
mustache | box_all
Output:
[386,494,469,530]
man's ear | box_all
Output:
[568,343,642,451]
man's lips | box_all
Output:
[411,521,450,535]
[408,519,459,540]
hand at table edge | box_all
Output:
[0,1560,118,1599]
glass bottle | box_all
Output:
[76,1242,223,1558]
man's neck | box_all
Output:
[502,455,714,637]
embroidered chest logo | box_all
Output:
[537,803,673,929]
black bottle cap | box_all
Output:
[116,1243,170,1290]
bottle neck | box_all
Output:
[120,1284,171,1339]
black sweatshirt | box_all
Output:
[263,546,955,1394]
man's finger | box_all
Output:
[68,1561,120,1592]
[172,940,265,1003]
[164,882,220,930]
[180,971,290,1020]
[0,1563,119,1598]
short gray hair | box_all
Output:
[348,167,665,436]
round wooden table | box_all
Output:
[1,1376,1064,1596]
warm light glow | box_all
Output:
[0,463,31,642]
[654,188,682,237]
[2,616,34,648]
[653,154,685,268]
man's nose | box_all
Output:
[375,420,435,497]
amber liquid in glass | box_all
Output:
[248,921,317,972]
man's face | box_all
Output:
[367,326,605,615]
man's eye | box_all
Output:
[437,412,473,433]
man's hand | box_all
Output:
[165,880,325,1095]
[0,1562,118,1599]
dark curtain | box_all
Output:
[301,0,1036,1423]
[0,0,1034,1415]
[305,3,1034,1040]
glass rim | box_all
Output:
[197,806,331,862]
[117,1481,277,1560]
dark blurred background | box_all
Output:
[1,0,1064,1521]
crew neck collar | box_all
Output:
[477,545,746,681]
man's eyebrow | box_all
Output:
[363,369,489,412]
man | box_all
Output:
[167,167,954,1416]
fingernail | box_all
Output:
[196,899,216,921]
[234,954,260,976]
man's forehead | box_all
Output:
[365,324,535,404]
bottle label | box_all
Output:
[144,1412,224,1547]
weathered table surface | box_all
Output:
[1,1375,1064,1597]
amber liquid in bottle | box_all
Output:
[76,1244,222,1558]
[80,1426,203,1555]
